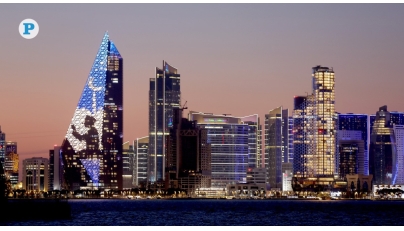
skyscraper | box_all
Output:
[61,32,123,191]
[312,65,336,177]
[393,125,404,184]
[189,111,249,189]
[288,117,294,164]
[293,95,316,177]
[240,115,262,169]
[49,146,62,191]
[369,106,396,185]
[292,66,337,191]
[148,61,181,182]
[337,113,369,175]
[265,106,290,189]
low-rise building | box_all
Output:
[22,157,49,192]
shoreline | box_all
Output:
[6,197,404,201]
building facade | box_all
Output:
[293,65,336,178]
[246,167,266,184]
[338,140,364,179]
[337,114,369,175]
[312,65,336,177]
[282,163,293,192]
[189,111,250,189]
[4,152,18,188]
[61,32,123,190]
[148,61,181,183]
[265,106,290,189]
[23,157,49,192]
[369,106,396,185]
[240,115,262,169]
[0,127,5,170]
[123,141,135,189]
[134,136,148,187]
[293,95,316,177]
[288,117,294,164]
[49,145,62,191]
[337,130,365,176]
[393,125,404,184]
[165,108,211,193]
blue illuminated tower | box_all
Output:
[61,32,123,191]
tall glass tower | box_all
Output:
[293,95,316,177]
[148,61,181,182]
[293,65,336,178]
[61,32,123,191]
[265,106,290,189]
[312,65,336,176]
[240,114,262,169]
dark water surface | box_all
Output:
[4,199,404,226]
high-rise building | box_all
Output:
[265,106,290,189]
[288,117,294,164]
[240,115,262,169]
[61,32,123,191]
[293,95,316,177]
[4,152,18,188]
[189,111,250,189]
[134,136,148,187]
[312,65,336,177]
[123,141,135,189]
[148,61,181,183]
[49,149,54,191]
[0,127,5,170]
[292,66,337,191]
[23,157,49,192]
[369,106,396,185]
[165,108,211,193]
[49,145,62,191]
[337,114,369,175]
[394,125,404,184]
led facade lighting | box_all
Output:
[61,32,123,191]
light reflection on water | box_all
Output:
[5,199,404,226]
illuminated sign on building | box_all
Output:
[204,118,229,123]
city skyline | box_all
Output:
[1,4,404,165]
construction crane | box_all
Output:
[181,101,188,110]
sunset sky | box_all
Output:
[1,4,404,167]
